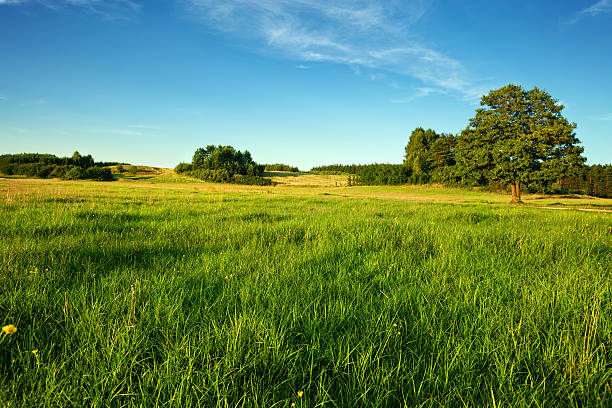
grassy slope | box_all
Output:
[0,175,610,407]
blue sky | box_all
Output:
[1,0,611,170]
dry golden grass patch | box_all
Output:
[2,171,611,211]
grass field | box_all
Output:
[1,174,611,407]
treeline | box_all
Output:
[558,165,612,197]
[315,125,610,198]
[264,163,299,172]
[175,145,272,186]
[311,128,456,186]
[0,152,114,181]
[310,164,365,174]
[401,127,611,197]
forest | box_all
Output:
[0,151,115,181]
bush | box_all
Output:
[356,164,412,185]
[189,168,230,183]
[232,174,273,186]
[49,165,69,179]
[36,165,55,179]
[83,167,114,181]
[174,162,193,173]
[64,167,84,180]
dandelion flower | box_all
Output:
[2,324,17,335]
[32,349,38,355]
[297,391,304,398]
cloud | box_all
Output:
[390,87,447,103]
[568,0,612,23]
[0,0,141,20]
[184,0,484,100]
[296,64,311,69]
[0,96,7,100]
[581,0,612,16]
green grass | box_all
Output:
[0,179,610,407]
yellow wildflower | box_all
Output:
[32,349,39,355]
[2,324,17,335]
[297,391,304,398]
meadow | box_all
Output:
[0,174,611,407]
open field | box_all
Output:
[1,175,611,407]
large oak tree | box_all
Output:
[456,84,585,202]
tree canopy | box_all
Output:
[455,84,585,202]
[176,145,271,185]
[403,128,457,184]
[0,152,114,181]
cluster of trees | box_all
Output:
[557,165,611,198]
[311,164,420,185]
[175,145,272,186]
[310,164,366,174]
[316,85,604,201]
[264,163,300,172]
[403,128,457,184]
[358,165,412,185]
[0,151,115,181]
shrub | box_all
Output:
[232,174,273,186]
[64,166,84,180]
[174,162,193,173]
[357,164,411,185]
[83,167,114,181]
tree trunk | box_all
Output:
[510,181,522,203]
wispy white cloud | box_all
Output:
[568,0,612,23]
[0,0,141,20]
[13,127,32,133]
[390,87,447,104]
[184,0,485,100]
[581,0,612,16]
[296,64,311,69]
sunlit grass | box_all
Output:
[0,177,610,407]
